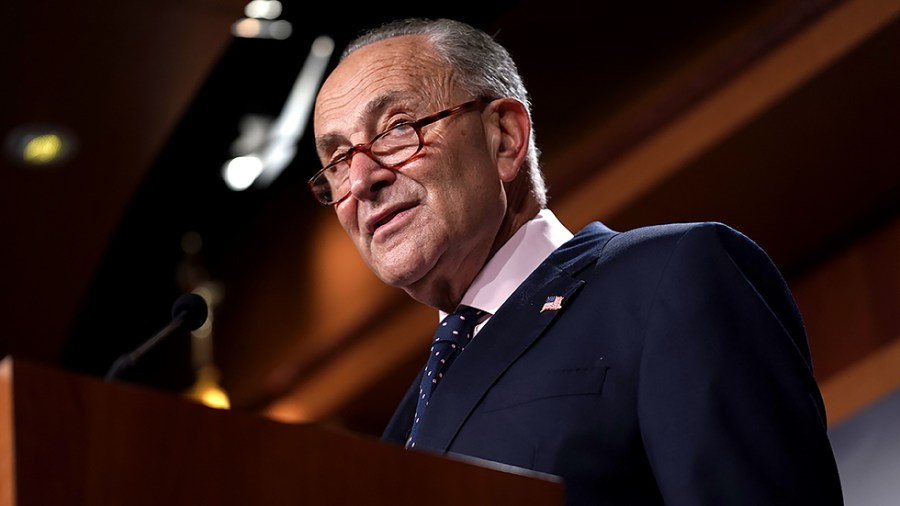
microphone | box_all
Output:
[105,292,209,381]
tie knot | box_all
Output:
[434,305,486,345]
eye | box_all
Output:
[326,147,351,166]
[384,110,416,129]
[388,120,416,132]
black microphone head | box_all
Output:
[171,293,209,331]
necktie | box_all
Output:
[406,305,487,448]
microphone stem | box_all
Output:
[105,312,187,381]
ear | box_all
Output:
[486,98,531,182]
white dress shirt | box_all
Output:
[439,208,574,333]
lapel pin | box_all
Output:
[541,295,564,312]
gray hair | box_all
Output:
[342,18,548,208]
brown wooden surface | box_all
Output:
[0,360,13,506]
[0,356,563,505]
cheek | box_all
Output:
[335,202,362,240]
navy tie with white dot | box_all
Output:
[406,305,486,449]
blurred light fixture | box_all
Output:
[4,123,77,168]
[232,0,291,40]
[222,155,263,190]
[222,35,334,191]
[187,365,231,409]
[244,0,282,19]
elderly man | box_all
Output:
[308,17,843,506]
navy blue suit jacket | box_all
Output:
[383,221,843,505]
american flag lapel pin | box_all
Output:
[540,295,564,312]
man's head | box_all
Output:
[312,18,544,311]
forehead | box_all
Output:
[314,36,452,133]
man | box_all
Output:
[309,17,843,506]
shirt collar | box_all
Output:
[439,208,573,320]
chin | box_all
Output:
[375,256,444,301]
[372,263,423,289]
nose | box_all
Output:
[347,151,396,201]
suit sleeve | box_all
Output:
[637,223,843,505]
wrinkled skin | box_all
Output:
[313,35,538,312]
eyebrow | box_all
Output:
[315,91,416,154]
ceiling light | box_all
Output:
[4,123,77,168]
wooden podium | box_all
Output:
[0,356,563,505]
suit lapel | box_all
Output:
[390,222,617,451]
[414,261,588,451]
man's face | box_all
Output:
[312,36,507,309]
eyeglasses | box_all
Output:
[308,98,491,205]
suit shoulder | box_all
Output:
[608,221,767,259]
[618,221,744,244]
[572,221,774,278]
[560,221,767,278]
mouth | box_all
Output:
[366,202,418,235]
